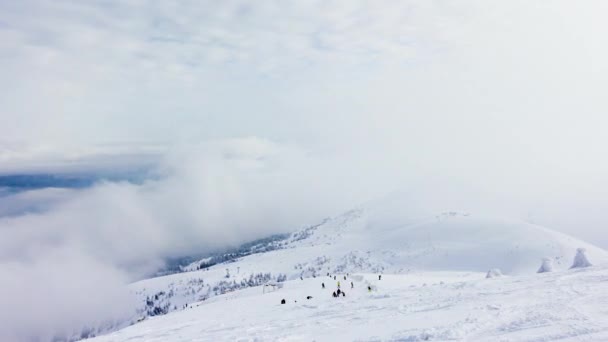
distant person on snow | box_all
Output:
[334,275,336,280]
[379,275,382,280]
[351,282,354,289]
[368,286,372,292]
[281,299,286,304]
[322,283,325,289]
[344,276,346,280]
[337,281,341,288]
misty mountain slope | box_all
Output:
[92,266,608,341]
[118,199,608,332]
[285,206,608,274]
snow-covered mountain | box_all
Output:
[86,197,608,340]
[92,266,608,341]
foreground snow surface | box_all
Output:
[93,266,608,341]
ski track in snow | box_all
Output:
[92,266,608,342]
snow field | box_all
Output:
[93,265,608,341]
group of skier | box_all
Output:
[282,273,381,304]
[331,275,347,298]
[323,272,383,296]
[325,273,376,298]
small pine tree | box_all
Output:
[537,258,553,273]
[486,268,503,278]
[571,248,592,269]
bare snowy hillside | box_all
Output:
[81,198,608,341]
[92,266,608,341]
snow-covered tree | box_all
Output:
[570,248,592,269]
[537,258,553,273]
[486,268,503,278]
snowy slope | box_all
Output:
[287,207,608,274]
[88,198,608,340]
[92,266,608,341]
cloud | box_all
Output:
[0,251,134,341]
[0,137,389,340]
[2,1,608,339]
[0,0,467,144]
[0,141,165,174]
[1,136,608,340]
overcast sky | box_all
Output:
[1,2,608,339]
[1,0,604,146]
[2,0,608,237]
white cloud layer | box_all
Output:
[1,1,604,146]
[0,138,390,340]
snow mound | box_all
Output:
[571,248,593,269]
[486,268,503,278]
[537,258,554,273]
